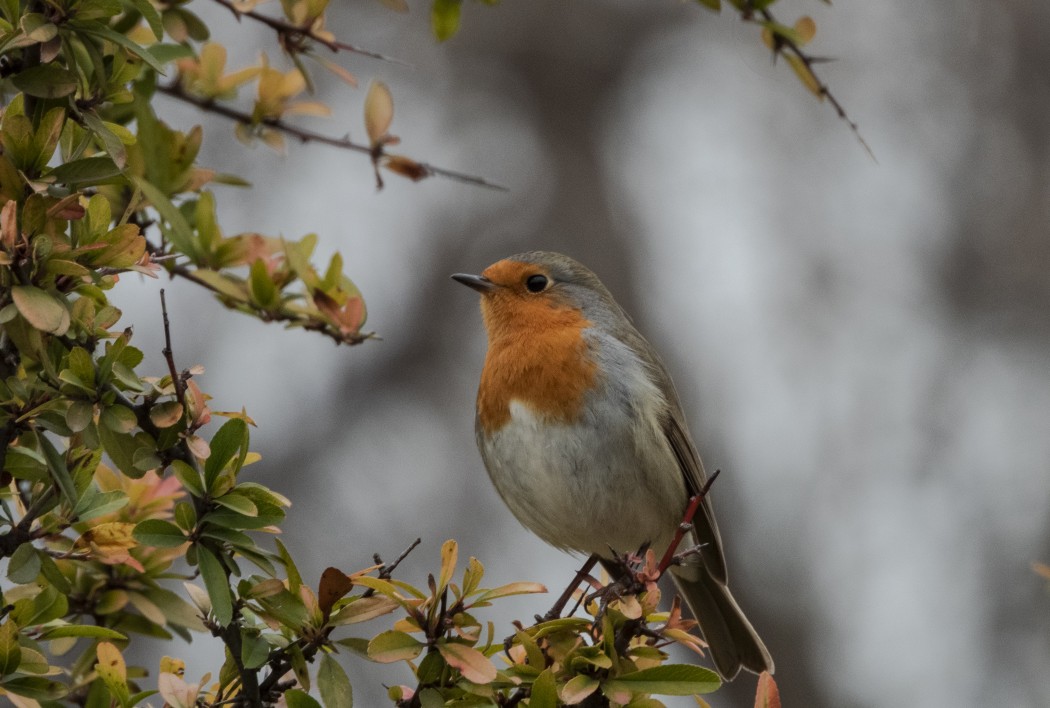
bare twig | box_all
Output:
[210,0,409,65]
[375,537,422,581]
[156,83,508,190]
[160,289,186,404]
[363,537,422,598]
[540,555,599,622]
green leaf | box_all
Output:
[47,156,123,185]
[0,676,66,700]
[7,543,41,584]
[430,0,462,41]
[560,674,600,704]
[213,491,257,516]
[248,259,278,308]
[284,689,322,708]
[529,669,558,708]
[36,624,126,641]
[367,631,424,663]
[204,419,248,492]
[132,177,195,254]
[81,111,128,168]
[275,538,302,593]
[196,545,233,626]
[240,631,269,669]
[101,404,137,434]
[12,64,78,98]
[318,653,353,708]
[37,433,77,506]
[76,23,166,72]
[148,42,195,64]
[171,459,205,497]
[605,664,721,696]
[0,621,22,676]
[694,0,721,10]
[11,286,69,335]
[126,0,163,38]
[73,488,127,524]
[132,519,186,547]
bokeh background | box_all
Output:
[114,1,1050,705]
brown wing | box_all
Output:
[663,411,728,585]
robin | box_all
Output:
[452,251,773,680]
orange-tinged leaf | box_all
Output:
[383,155,430,182]
[315,55,357,87]
[437,641,497,684]
[794,16,816,45]
[12,285,70,334]
[364,80,394,145]
[159,671,200,708]
[2,199,18,247]
[754,671,780,708]
[1032,561,1050,580]
[318,567,354,620]
[475,581,547,603]
[150,401,185,428]
[329,595,399,625]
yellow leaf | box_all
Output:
[794,16,816,45]
[785,53,823,98]
[437,539,458,593]
[160,656,186,676]
[82,521,137,553]
[364,80,394,145]
[95,641,127,687]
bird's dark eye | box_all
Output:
[525,274,549,293]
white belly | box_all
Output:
[479,400,687,558]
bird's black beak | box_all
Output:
[451,273,496,293]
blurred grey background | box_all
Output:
[114,1,1050,705]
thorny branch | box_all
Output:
[144,242,374,347]
[160,289,186,404]
[751,6,874,158]
[156,83,508,191]
[210,0,407,65]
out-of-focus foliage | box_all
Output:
[0,0,813,703]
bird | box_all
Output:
[452,251,773,680]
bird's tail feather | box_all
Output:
[670,566,773,680]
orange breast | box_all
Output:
[476,292,598,434]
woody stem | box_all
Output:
[657,469,721,575]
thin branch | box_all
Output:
[375,537,422,581]
[210,0,409,65]
[160,289,186,405]
[657,469,720,575]
[146,243,373,347]
[756,8,875,160]
[363,537,422,598]
[156,83,507,191]
[540,555,598,622]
